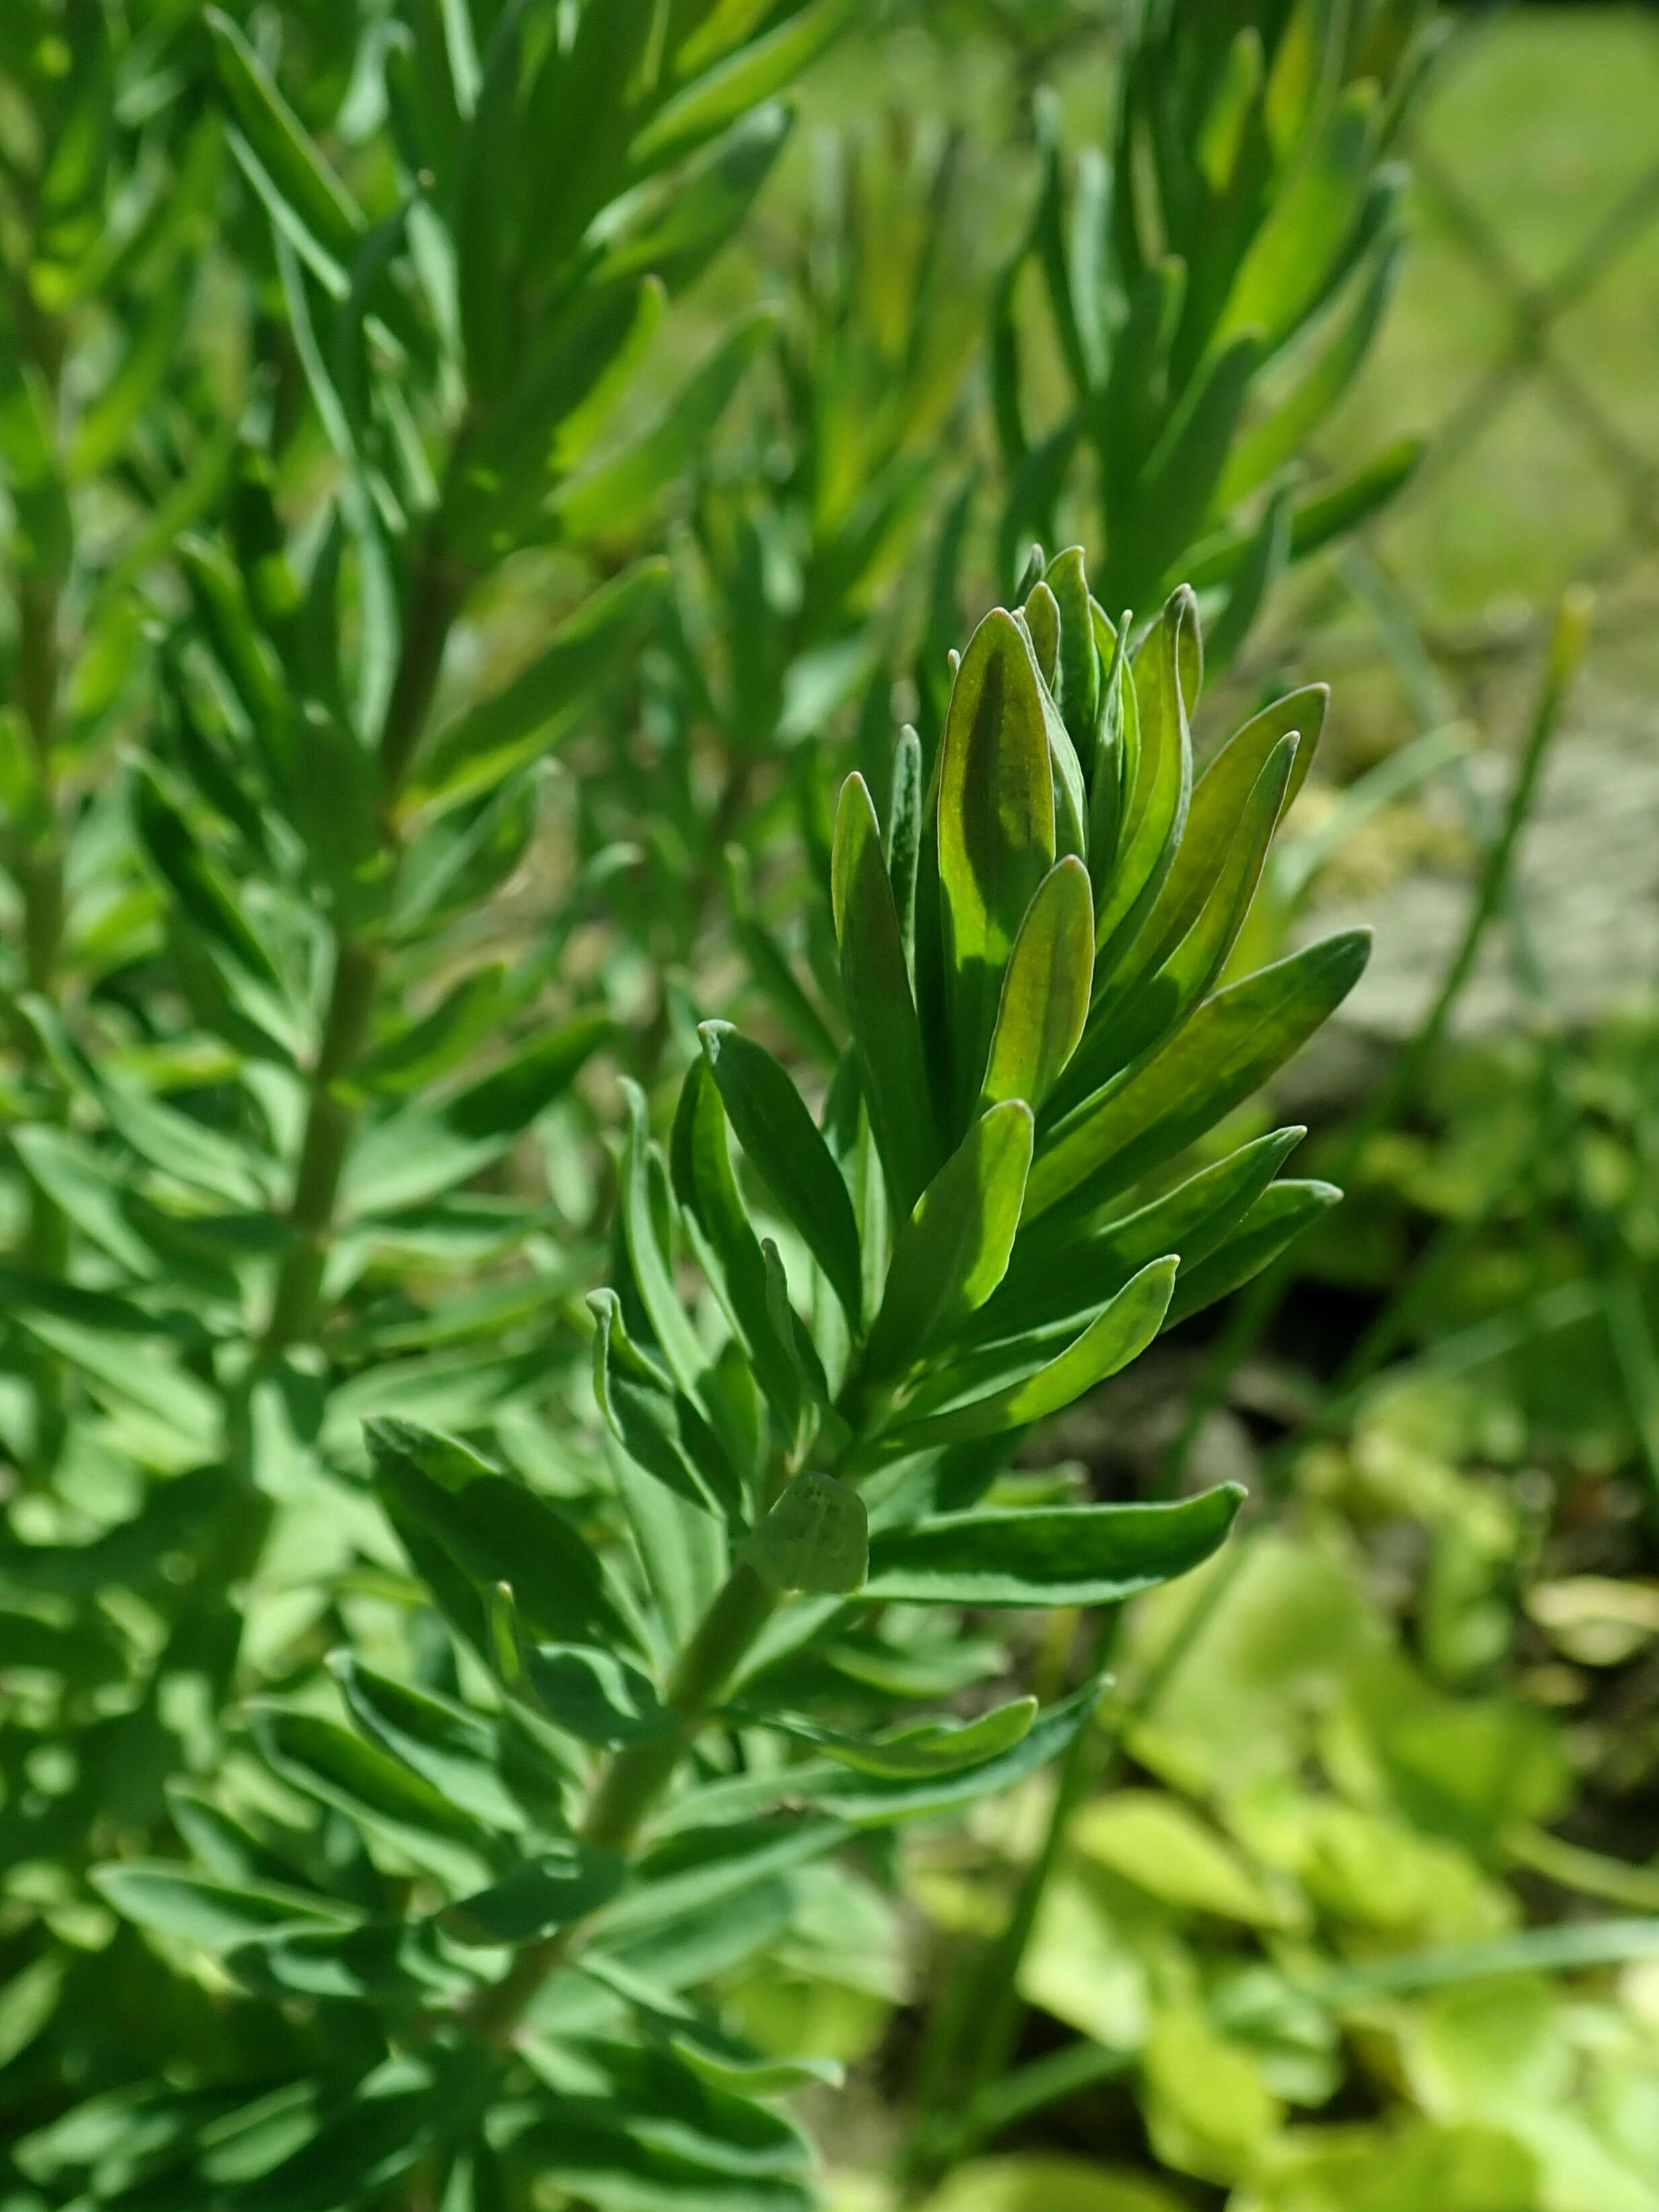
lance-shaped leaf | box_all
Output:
[1046,546,1102,762]
[1219,80,1380,350]
[936,609,1057,1127]
[1163,1177,1340,1326]
[329,1655,526,1832]
[440,1845,627,1948]
[886,723,924,970]
[1026,930,1371,1221]
[862,1100,1033,1387]
[519,1641,677,1747]
[757,1697,1036,1779]
[1075,734,1296,1092]
[741,1470,868,1595]
[249,1707,494,1882]
[816,1676,1104,1827]
[414,562,669,810]
[1133,684,1328,982]
[981,856,1094,1112]
[616,1077,711,1403]
[670,1061,819,1437]
[205,9,365,277]
[590,1291,745,1526]
[1123,331,1260,599]
[885,1253,1176,1452]
[833,772,936,1217]
[1090,587,1195,961]
[985,1126,1305,1339]
[366,1419,631,1649]
[92,1864,361,1952]
[699,1022,863,1324]
[864,1483,1241,1606]
[1219,243,1402,507]
[631,0,856,173]
[551,311,777,544]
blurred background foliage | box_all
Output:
[4,1,1659,2209]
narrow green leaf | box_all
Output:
[1219,242,1402,507]
[602,104,791,295]
[11,1124,157,1277]
[520,1640,676,1746]
[1026,931,1371,1221]
[863,1101,1033,1390]
[92,1863,360,1952]
[886,723,924,972]
[1127,331,1261,601]
[629,0,855,173]
[865,1483,1241,1606]
[699,1022,863,1324]
[439,1845,627,1946]
[740,1470,868,1595]
[936,609,1058,1124]
[205,9,365,271]
[986,1126,1305,1340]
[590,1290,746,1524]
[1220,80,1380,349]
[833,771,936,1217]
[357,964,507,1094]
[250,1706,493,1865]
[672,2040,843,2098]
[1082,734,1296,1087]
[670,1059,816,1435]
[1089,681,1314,1009]
[1090,587,1195,962]
[888,1253,1176,1450]
[1045,546,1102,763]
[981,857,1094,1112]
[366,1418,631,1649]
[328,1653,526,1832]
[551,311,777,544]
[415,563,669,809]
[759,1696,1037,1778]
[618,1077,712,1402]
[817,1674,1104,1825]
[1162,1176,1339,1324]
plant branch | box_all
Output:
[262,543,467,1354]
[463,1562,778,2049]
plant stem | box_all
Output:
[262,546,465,1354]
[260,935,382,1355]
[464,1561,778,2047]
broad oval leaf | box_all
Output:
[740,1470,868,1595]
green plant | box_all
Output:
[17,545,1370,2205]
[0,0,855,2175]
[573,114,983,1073]
[994,0,1440,658]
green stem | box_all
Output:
[261,546,465,1354]
[260,935,382,1355]
[464,1562,778,2048]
